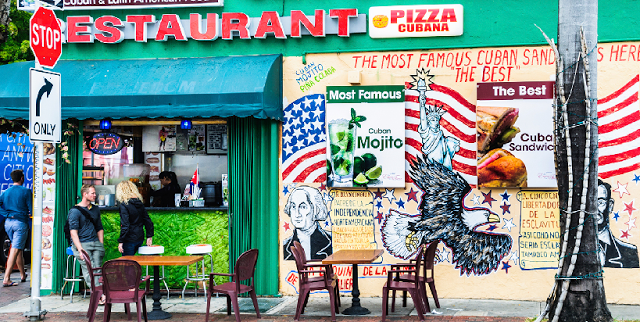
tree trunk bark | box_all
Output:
[551,1,612,321]
[0,0,11,43]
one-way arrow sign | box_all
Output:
[30,68,61,143]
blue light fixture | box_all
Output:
[181,119,192,130]
[99,119,112,130]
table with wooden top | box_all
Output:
[322,249,384,315]
[121,255,203,320]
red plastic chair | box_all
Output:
[101,259,151,322]
[290,244,338,322]
[392,242,440,313]
[81,251,134,322]
[205,249,261,322]
[291,241,340,309]
[382,244,426,322]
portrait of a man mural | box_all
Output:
[282,186,333,260]
[597,179,639,268]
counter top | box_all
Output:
[98,206,228,212]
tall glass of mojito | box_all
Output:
[328,119,356,184]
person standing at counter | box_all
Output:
[116,181,154,255]
[151,171,181,207]
[0,170,31,287]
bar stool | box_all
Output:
[182,244,216,300]
[138,245,170,300]
[61,246,87,302]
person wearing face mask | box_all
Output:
[282,186,332,260]
[596,179,639,268]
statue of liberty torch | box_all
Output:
[412,69,460,170]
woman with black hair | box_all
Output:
[151,171,182,207]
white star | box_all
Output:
[317,132,326,142]
[312,119,324,130]
[284,108,294,120]
[384,188,396,203]
[292,127,303,138]
[283,144,293,155]
[509,251,519,265]
[626,216,637,230]
[502,218,516,232]
[282,135,293,145]
[613,181,630,198]
[471,194,481,205]
[295,139,306,149]
[292,102,302,112]
[302,122,313,132]
[314,96,324,107]
[437,248,450,263]
[323,192,334,204]
[291,117,302,128]
[309,109,318,120]
[282,122,293,135]
[300,110,311,121]
[302,97,313,109]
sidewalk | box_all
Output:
[0,290,638,322]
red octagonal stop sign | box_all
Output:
[30,7,62,69]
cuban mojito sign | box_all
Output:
[326,85,405,188]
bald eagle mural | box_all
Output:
[381,155,513,275]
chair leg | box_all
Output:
[249,290,261,319]
[205,292,212,322]
[391,290,396,312]
[230,294,242,322]
[226,295,232,315]
[136,302,142,322]
[103,303,112,322]
[407,289,425,321]
[88,293,98,322]
[403,290,407,307]
[382,287,389,322]
[142,299,148,322]
[294,289,309,321]
[327,286,336,322]
[429,281,440,308]
[420,283,430,314]
[302,292,310,314]
[125,303,131,321]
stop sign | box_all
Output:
[30,7,62,69]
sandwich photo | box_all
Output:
[478,148,527,187]
[477,106,520,156]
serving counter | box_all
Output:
[99,207,229,288]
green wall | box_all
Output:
[101,210,229,288]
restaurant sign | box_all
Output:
[61,10,366,43]
[88,132,125,155]
[369,4,463,38]
[63,0,222,10]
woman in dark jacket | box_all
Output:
[115,180,154,256]
[152,171,182,207]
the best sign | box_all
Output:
[30,7,62,69]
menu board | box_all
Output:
[207,124,228,154]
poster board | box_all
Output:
[206,124,228,154]
[142,125,177,152]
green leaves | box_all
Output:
[349,108,367,129]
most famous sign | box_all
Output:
[60,9,366,44]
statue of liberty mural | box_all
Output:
[412,69,460,170]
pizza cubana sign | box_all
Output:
[59,10,366,44]
[369,5,463,38]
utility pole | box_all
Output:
[539,1,612,321]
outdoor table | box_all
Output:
[121,255,203,320]
[322,249,384,315]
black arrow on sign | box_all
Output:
[36,78,53,117]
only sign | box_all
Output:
[30,7,62,69]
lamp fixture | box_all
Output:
[99,119,112,130]
[181,119,192,130]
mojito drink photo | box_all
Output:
[328,119,356,185]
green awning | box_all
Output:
[0,55,283,121]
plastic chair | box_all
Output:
[290,244,338,322]
[382,245,426,322]
[101,259,151,322]
[392,242,440,313]
[61,246,87,302]
[183,244,216,299]
[292,241,340,309]
[81,250,131,322]
[205,249,261,322]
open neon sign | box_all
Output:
[89,132,124,155]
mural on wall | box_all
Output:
[281,94,327,183]
[382,155,512,275]
[282,185,333,260]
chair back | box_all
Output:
[233,249,259,289]
[290,244,308,284]
[292,241,308,263]
[80,250,97,290]
[411,244,425,284]
[423,241,438,271]
[101,259,143,302]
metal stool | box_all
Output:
[182,244,216,300]
[138,245,170,300]
[61,246,87,302]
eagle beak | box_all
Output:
[488,213,501,223]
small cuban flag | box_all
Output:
[190,165,201,199]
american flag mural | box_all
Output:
[598,75,640,179]
[405,83,478,185]
[281,94,327,183]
